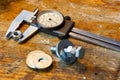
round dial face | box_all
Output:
[37,10,64,29]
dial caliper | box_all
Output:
[5,9,120,52]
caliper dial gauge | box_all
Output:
[37,10,64,29]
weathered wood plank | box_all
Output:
[0,0,120,80]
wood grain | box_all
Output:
[0,0,120,80]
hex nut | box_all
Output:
[12,30,22,40]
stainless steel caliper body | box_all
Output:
[5,9,120,52]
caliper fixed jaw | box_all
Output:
[5,9,39,43]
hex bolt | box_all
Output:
[50,39,85,64]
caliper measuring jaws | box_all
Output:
[5,9,120,52]
[6,9,39,42]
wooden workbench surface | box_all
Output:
[0,0,120,80]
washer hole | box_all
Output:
[49,18,52,20]
[38,58,44,62]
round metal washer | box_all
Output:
[56,40,76,64]
[56,39,74,57]
[26,50,52,69]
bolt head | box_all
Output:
[75,47,85,58]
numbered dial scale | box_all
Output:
[36,10,64,29]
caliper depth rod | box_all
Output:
[69,28,120,52]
